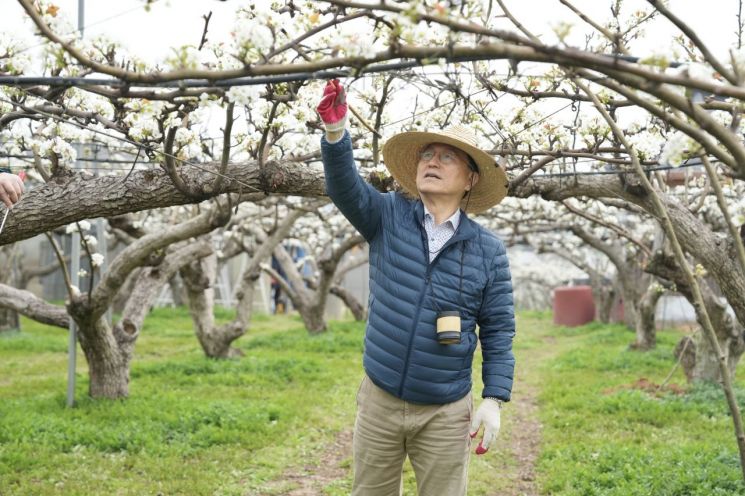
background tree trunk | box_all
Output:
[631,284,663,350]
[0,307,20,332]
[648,252,745,382]
[331,284,367,321]
[181,253,238,358]
[0,245,20,332]
[180,251,254,358]
[74,317,130,399]
[674,308,744,384]
[168,275,187,306]
[595,282,616,324]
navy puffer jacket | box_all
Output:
[322,131,515,404]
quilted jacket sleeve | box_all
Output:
[477,241,516,402]
[321,130,384,242]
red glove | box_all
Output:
[316,79,348,133]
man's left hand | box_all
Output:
[469,398,501,455]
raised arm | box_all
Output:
[317,80,384,242]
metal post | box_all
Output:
[97,218,111,325]
[78,0,85,37]
[67,2,85,408]
[67,230,80,408]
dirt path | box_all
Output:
[500,376,542,496]
[254,429,353,495]
[256,327,554,495]
[482,332,558,496]
[258,381,544,496]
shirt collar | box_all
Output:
[423,204,461,231]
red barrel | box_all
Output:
[553,285,596,326]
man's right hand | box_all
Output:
[316,79,348,140]
[0,172,25,209]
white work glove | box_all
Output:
[469,398,501,455]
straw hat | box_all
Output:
[381,125,509,214]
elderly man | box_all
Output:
[0,167,24,209]
[317,80,515,496]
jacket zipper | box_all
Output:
[397,224,461,397]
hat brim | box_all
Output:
[381,131,509,214]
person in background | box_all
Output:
[316,79,516,496]
[0,168,24,209]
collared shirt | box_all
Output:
[423,205,461,262]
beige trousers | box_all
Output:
[352,375,473,496]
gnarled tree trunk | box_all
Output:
[178,205,310,357]
[331,284,367,321]
[301,304,328,334]
[0,245,20,332]
[75,317,131,398]
[180,252,246,358]
[0,307,20,332]
[631,283,663,350]
[266,233,365,334]
[595,282,617,324]
[68,239,215,398]
[648,252,745,383]
[674,305,744,384]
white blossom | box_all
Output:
[83,235,98,249]
[91,253,105,267]
[36,137,77,165]
[331,23,379,58]
[232,19,274,56]
[175,127,199,146]
[659,132,695,167]
[226,85,263,107]
[165,45,201,71]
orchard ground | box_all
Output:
[1,309,744,495]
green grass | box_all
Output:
[534,315,745,496]
[0,309,363,495]
[1,309,744,494]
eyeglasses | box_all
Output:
[418,148,463,166]
[419,147,479,173]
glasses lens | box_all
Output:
[441,151,456,164]
[419,148,462,165]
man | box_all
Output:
[317,80,515,496]
[0,167,24,209]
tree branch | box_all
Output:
[89,208,229,319]
[647,0,737,84]
[509,155,559,190]
[0,283,69,328]
[210,101,234,192]
[561,199,652,257]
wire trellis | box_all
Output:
[0,67,724,190]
